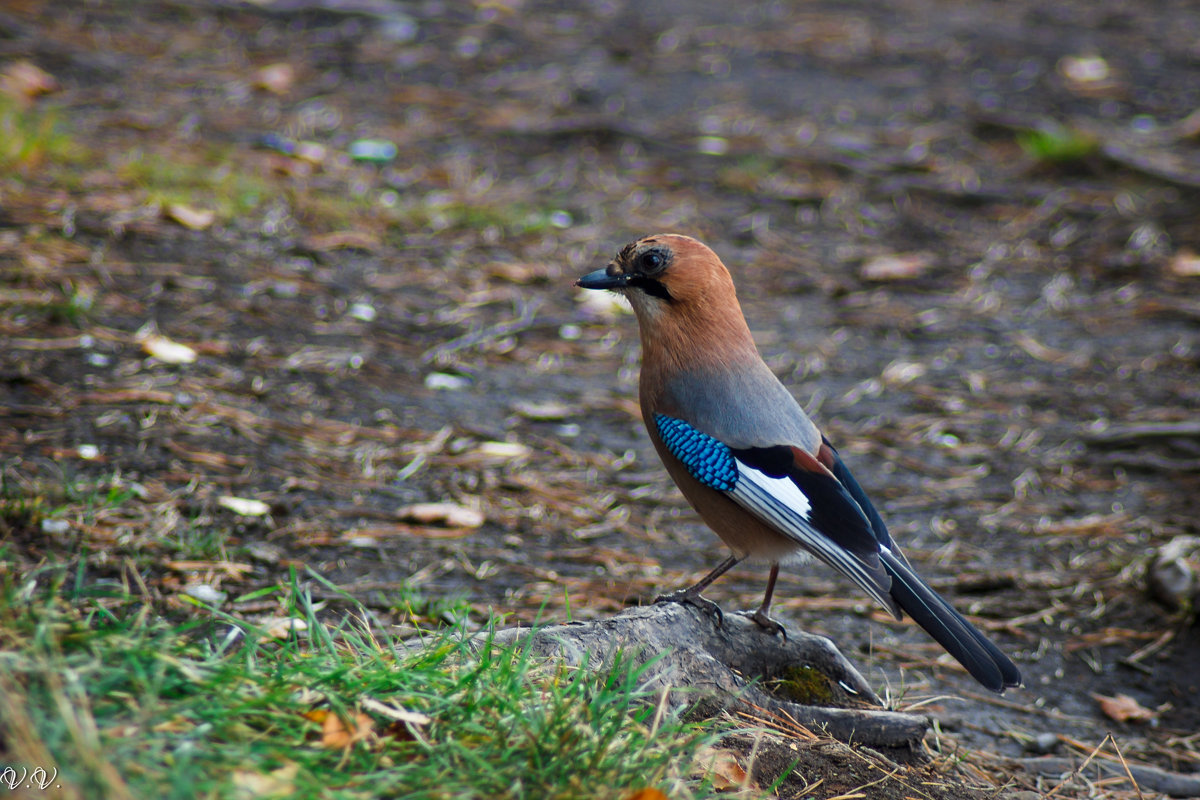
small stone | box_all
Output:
[1148,536,1200,609]
[1025,732,1059,754]
[217,496,271,517]
[348,139,398,163]
[424,372,470,391]
[41,519,71,535]
[183,584,227,605]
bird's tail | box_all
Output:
[880,549,1022,693]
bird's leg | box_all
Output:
[655,553,743,626]
[744,563,788,640]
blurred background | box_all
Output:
[2,0,1199,787]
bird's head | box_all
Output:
[575,234,738,321]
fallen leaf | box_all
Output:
[511,400,575,420]
[264,617,308,639]
[424,372,470,391]
[302,230,381,252]
[304,709,374,749]
[1168,250,1200,277]
[397,502,484,528]
[693,746,749,790]
[472,441,531,461]
[860,252,934,281]
[182,583,227,605]
[487,261,548,284]
[163,202,216,230]
[217,495,272,517]
[881,360,928,386]
[576,287,631,318]
[232,762,299,799]
[1093,692,1156,723]
[624,790,669,800]
[0,60,59,104]
[141,334,198,364]
[151,715,196,734]
[1059,54,1110,84]
[254,63,295,94]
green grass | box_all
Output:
[116,148,273,220]
[1016,125,1098,163]
[0,95,85,173]
[0,572,733,800]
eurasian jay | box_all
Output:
[576,234,1021,693]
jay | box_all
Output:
[576,234,1021,693]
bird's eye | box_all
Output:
[638,249,667,274]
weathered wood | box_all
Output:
[477,602,930,750]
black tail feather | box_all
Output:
[880,550,1022,693]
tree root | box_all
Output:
[478,602,930,752]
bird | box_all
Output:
[575,233,1022,693]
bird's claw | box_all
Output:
[654,589,725,627]
[743,608,788,641]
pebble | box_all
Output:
[183,584,227,605]
[1148,536,1199,609]
[424,372,470,391]
[349,139,398,163]
[1026,732,1059,754]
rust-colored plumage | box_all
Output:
[577,234,1022,693]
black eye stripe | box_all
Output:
[628,275,673,302]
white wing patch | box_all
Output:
[741,468,812,520]
[728,457,894,612]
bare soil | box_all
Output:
[3,0,1200,797]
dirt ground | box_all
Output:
[3,0,1200,797]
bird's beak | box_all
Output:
[575,267,627,290]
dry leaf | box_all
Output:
[231,762,298,799]
[487,261,547,284]
[151,715,196,734]
[576,287,631,318]
[397,502,484,528]
[264,617,308,639]
[254,63,295,94]
[1093,692,1156,723]
[1059,54,1110,85]
[693,746,749,790]
[163,202,216,230]
[1168,250,1200,277]
[217,495,271,516]
[624,790,669,800]
[0,60,59,104]
[511,400,575,420]
[182,583,227,604]
[141,334,198,364]
[304,709,374,749]
[860,252,934,281]
[473,441,531,461]
[881,360,928,386]
[302,230,381,252]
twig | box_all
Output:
[1082,421,1200,446]
[420,299,543,364]
[1109,736,1146,800]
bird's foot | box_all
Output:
[742,608,788,641]
[654,588,724,627]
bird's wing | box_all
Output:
[818,435,894,551]
[654,413,898,616]
[819,437,1022,690]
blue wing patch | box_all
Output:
[654,414,738,491]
